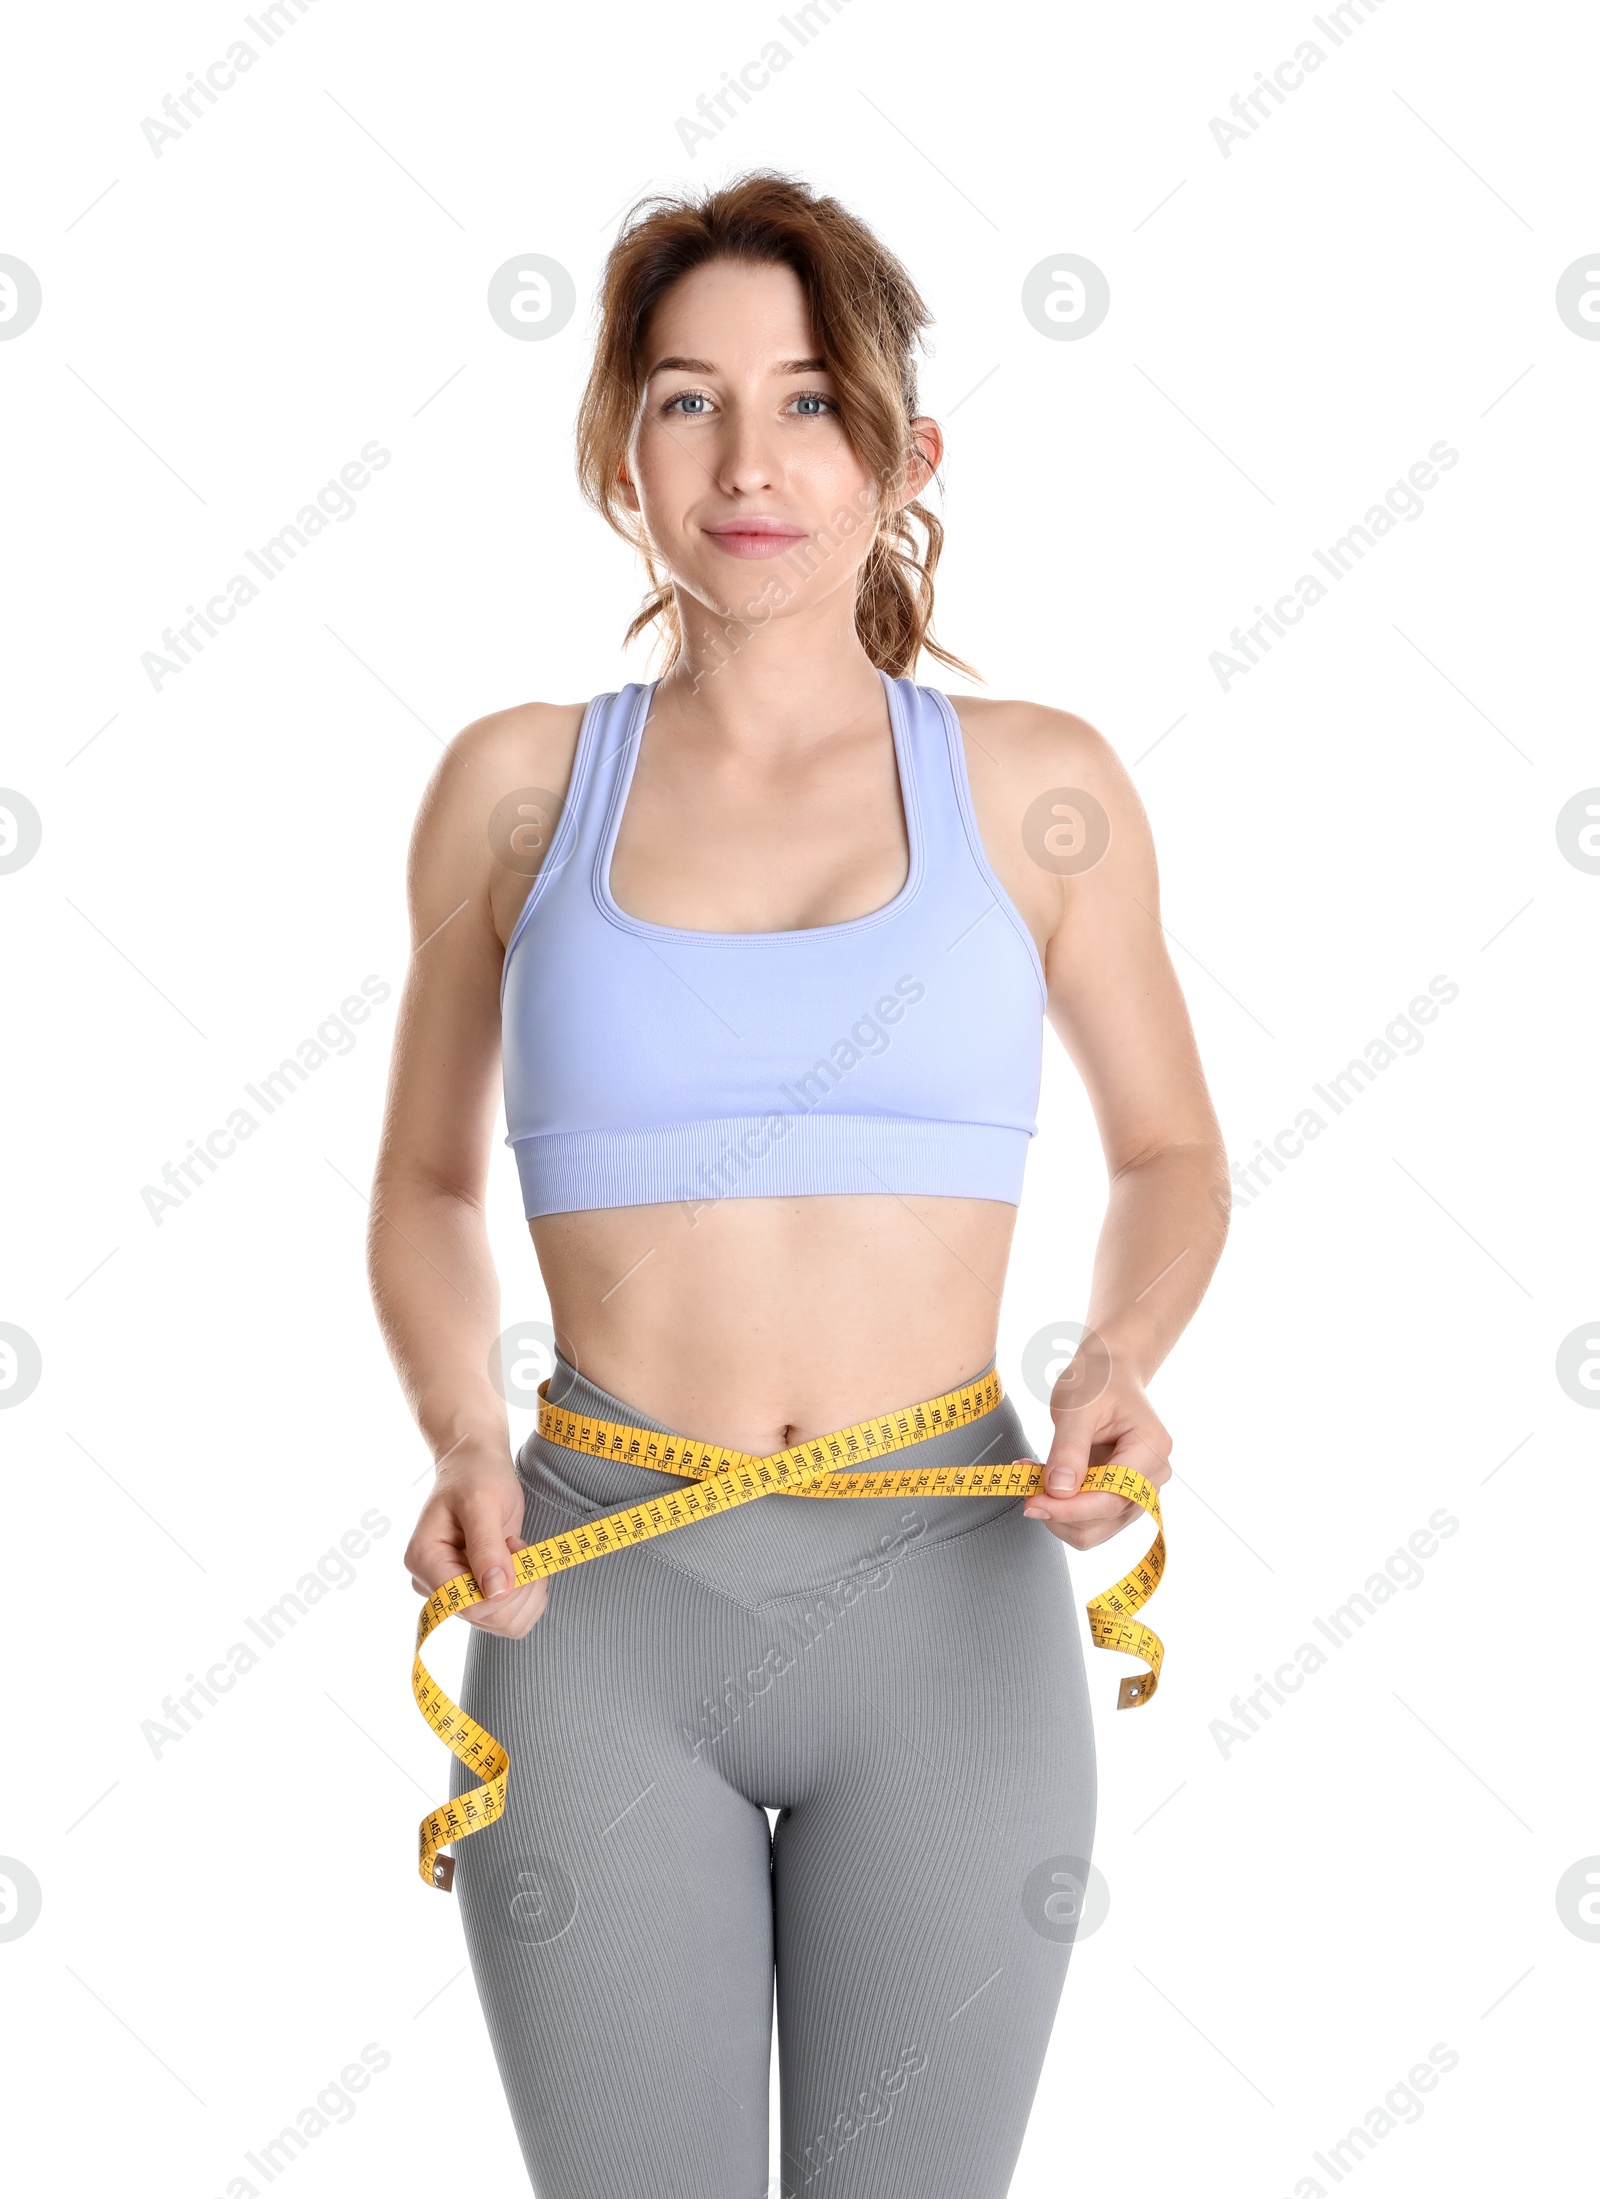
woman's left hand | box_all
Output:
[1019,1357,1172,1551]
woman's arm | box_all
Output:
[958,699,1231,1549]
[368,704,580,1636]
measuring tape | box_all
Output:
[413,1368,1163,1891]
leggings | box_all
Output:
[452,1353,1097,2198]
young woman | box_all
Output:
[369,172,1228,2199]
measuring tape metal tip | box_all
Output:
[413,1369,1166,1889]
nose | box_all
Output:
[712,398,780,497]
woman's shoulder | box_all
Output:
[436,697,592,792]
[938,691,1137,807]
[407,700,592,922]
[935,690,1155,952]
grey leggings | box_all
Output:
[452,1354,1097,2198]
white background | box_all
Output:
[1,1,1594,2193]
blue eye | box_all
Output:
[667,391,712,415]
[792,393,833,416]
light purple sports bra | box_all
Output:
[500,670,1047,1218]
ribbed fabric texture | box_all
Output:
[452,1357,1097,2197]
[499,672,1049,1219]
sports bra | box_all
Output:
[500,670,1048,1218]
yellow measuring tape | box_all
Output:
[413,1368,1163,1891]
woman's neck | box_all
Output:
[657,583,893,750]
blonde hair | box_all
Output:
[574,170,977,681]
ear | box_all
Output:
[896,417,944,508]
[616,458,640,515]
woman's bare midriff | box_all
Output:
[530,1190,1020,1455]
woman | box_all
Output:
[369,172,1228,2199]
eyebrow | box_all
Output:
[646,355,830,378]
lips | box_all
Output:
[703,519,807,559]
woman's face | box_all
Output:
[619,256,939,635]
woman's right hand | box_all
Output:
[405,1459,549,1638]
